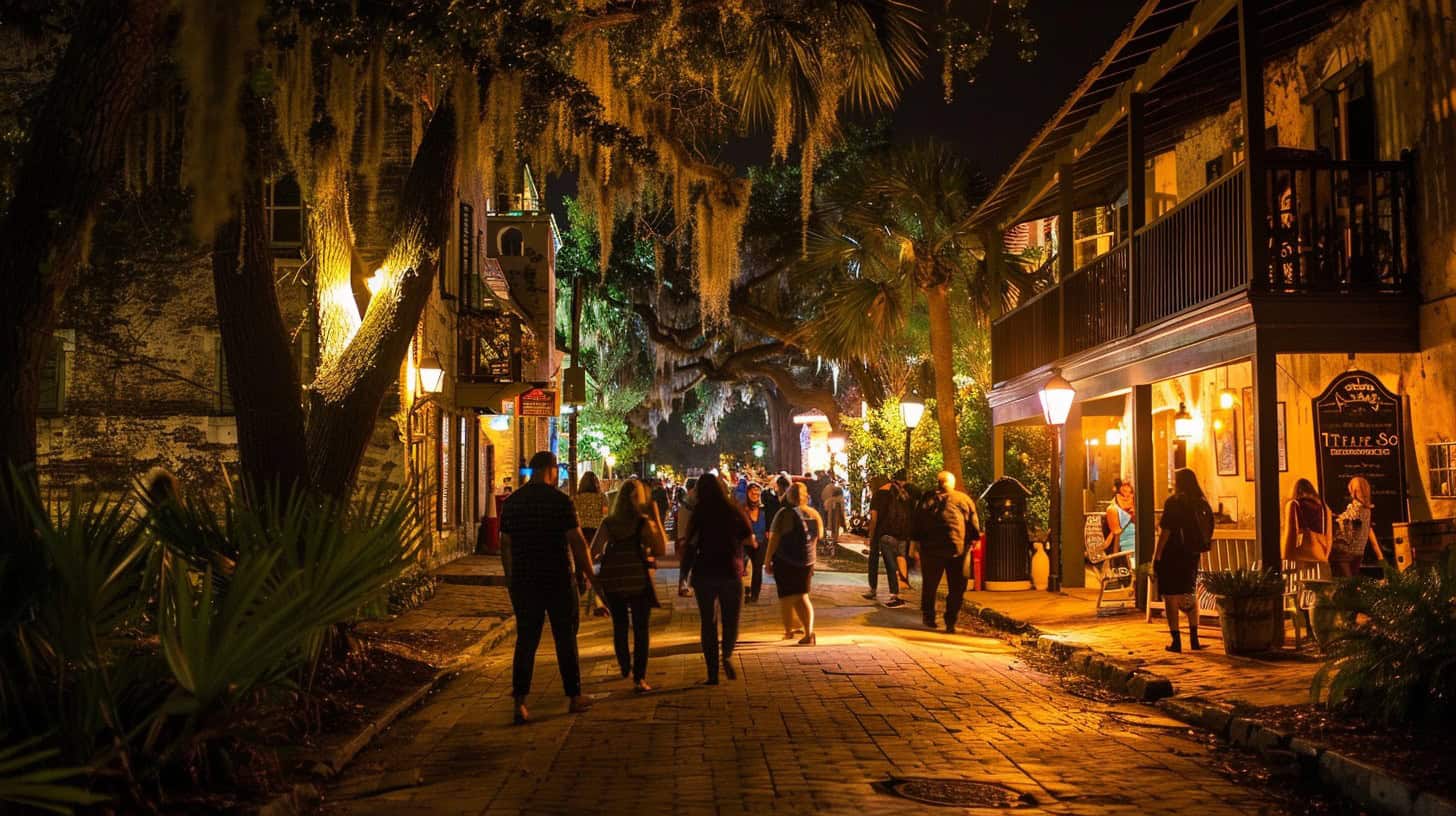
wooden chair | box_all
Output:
[1083,513,1135,616]
[1256,559,1330,648]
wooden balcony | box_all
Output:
[990,158,1417,386]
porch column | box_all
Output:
[1131,384,1156,608]
[1057,163,1075,357]
[1238,0,1269,288]
[1126,92,1146,330]
[1253,340,1282,572]
[1059,401,1086,589]
[992,425,1006,479]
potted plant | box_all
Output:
[1200,568,1285,655]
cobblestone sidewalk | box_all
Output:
[322,567,1289,815]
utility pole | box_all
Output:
[568,275,582,495]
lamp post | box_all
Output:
[1038,371,1075,593]
[827,431,847,480]
[899,398,925,475]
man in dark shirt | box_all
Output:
[864,469,914,608]
[499,450,597,724]
[913,471,980,633]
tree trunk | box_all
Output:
[305,102,457,499]
[765,388,801,475]
[212,101,310,496]
[924,283,964,482]
[0,0,167,542]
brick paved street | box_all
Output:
[323,563,1288,816]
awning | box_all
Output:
[457,381,535,412]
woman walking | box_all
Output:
[1153,468,1210,652]
[573,472,608,545]
[679,475,753,684]
[1283,479,1333,567]
[1331,477,1381,577]
[590,479,666,692]
[743,483,769,603]
[765,482,823,646]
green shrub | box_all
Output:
[0,734,106,815]
[1311,550,1456,726]
[1199,568,1284,599]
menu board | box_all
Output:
[1312,370,1407,541]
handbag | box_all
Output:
[1282,500,1332,563]
[597,519,652,597]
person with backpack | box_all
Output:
[863,469,914,608]
[679,475,754,684]
[1152,467,1214,652]
[764,482,823,645]
[913,471,979,633]
[590,479,666,693]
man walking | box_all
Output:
[863,469,913,608]
[499,450,597,725]
[914,471,979,632]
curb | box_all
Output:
[961,598,1456,816]
[257,617,514,815]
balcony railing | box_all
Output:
[990,157,1416,385]
[458,311,523,384]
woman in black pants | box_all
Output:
[591,480,666,692]
[679,475,753,685]
[743,483,769,602]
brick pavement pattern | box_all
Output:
[324,567,1288,816]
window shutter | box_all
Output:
[37,335,62,416]
[217,335,234,414]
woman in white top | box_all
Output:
[1331,476,1382,578]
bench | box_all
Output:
[1146,530,1259,622]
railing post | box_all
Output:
[1238,0,1269,291]
[1131,384,1155,609]
[1058,163,1076,359]
[1127,93,1146,332]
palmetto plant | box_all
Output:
[0,735,106,815]
[1311,551,1456,726]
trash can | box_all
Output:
[979,477,1032,591]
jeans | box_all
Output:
[693,576,743,681]
[509,578,582,698]
[605,591,653,682]
[867,535,902,595]
[920,550,969,627]
[745,540,766,600]
[825,499,845,543]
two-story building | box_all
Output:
[976,0,1454,587]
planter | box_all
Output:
[1215,594,1283,655]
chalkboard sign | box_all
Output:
[1312,371,1408,542]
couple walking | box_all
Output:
[864,470,979,632]
[499,451,665,724]
[678,477,822,685]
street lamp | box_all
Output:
[417,352,445,395]
[899,397,925,474]
[827,430,847,480]
[604,451,616,479]
[1039,371,1075,593]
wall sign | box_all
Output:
[1313,370,1408,542]
[516,387,558,418]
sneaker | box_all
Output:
[944,620,957,634]
[861,591,877,600]
[923,617,936,629]
[885,597,907,608]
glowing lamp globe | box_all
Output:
[1174,402,1197,439]
[1038,372,1075,427]
[827,431,848,454]
[900,399,926,430]
[1105,426,1123,446]
[1219,387,1238,410]
[418,353,445,394]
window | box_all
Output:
[265,176,304,247]
[37,332,72,416]
[437,409,450,531]
[498,227,524,257]
[1315,63,1376,161]
[457,415,468,528]
[454,202,474,303]
[1429,443,1456,499]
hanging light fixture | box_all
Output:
[1218,366,1237,410]
[1104,424,1123,446]
[1174,402,1196,439]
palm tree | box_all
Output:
[804,141,1037,481]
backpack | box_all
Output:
[879,482,913,536]
[597,519,651,596]
[915,490,951,542]
[1184,497,1215,553]
[773,508,812,566]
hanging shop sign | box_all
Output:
[516,388,559,418]
[1312,370,1408,541]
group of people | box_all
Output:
[861,469,981,632]
[498,452,832,723]
[1098,468,1386,654]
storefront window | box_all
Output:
[1429,442,1456,499]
